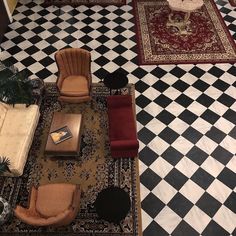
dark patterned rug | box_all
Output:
[0,83,142,236]
[133,0,236,65]
[42,0,126,6]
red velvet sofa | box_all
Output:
[107,95,139,158]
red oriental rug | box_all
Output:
[133,0,236,65]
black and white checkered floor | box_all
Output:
[1,0,236,235]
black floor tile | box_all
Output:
[162,147,183,166]
[137,110,154,126]
[165,169,188,190]
[192,79,210,92]
[156,110,176,125]
[140,168,162,191]
[159,127,180,144]
[217,168,236,189]
[217,93,235,107]
[191,168,215,190]
[143,221,169,236]
[206,127,227,143]
[154,94,172,108]
[178,110,198,125]
[182,127,203,144]
[141,193,165,218]
[138,127,156,145]
[152,80,169,92]
[202,220,230,236]
[223,109,236,125]
[211,146,234,165]
[196,192,221,217]
[175,94,194,108]
[136,95,152,108]
[172,221,199,236]
[224,192,236,213]
[168,192,194,217]
[139,147,158,166]
[196,94,215,107]
[201,110,220,124]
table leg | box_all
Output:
[167,10,191,34]
[183,12,190,24]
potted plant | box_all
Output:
[0,64,33,106]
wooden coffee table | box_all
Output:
[45,112,83,156]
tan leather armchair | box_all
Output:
[55,48,92,103]
[14,183,81,227]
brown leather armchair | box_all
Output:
[14,183,81,227]
[55,48,92,103]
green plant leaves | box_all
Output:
[0,68,33,106]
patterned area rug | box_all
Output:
[133,0,236,65]
[0,83,142,236]
[229,0,236,6]
[42,0,126,6]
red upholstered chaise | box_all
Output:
[107,95,139,158]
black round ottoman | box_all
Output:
[94,186,131,227]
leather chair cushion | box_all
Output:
[60,75,89,97]
[16,208,71,226]
[36,184,76,218]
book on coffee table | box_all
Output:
[50,126,72,144]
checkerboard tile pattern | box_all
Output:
[1,0,235,235]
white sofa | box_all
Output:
[0,102,40,176]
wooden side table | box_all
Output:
[167,0,203,34]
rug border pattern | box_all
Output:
[133,0,236,65]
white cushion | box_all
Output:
[0,134,31,176]
[0,104,40,176]
[1,104,39,135]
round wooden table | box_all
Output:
[167,0,204,34]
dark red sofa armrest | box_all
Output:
[111,139,139,150]
[107,95,132,108]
